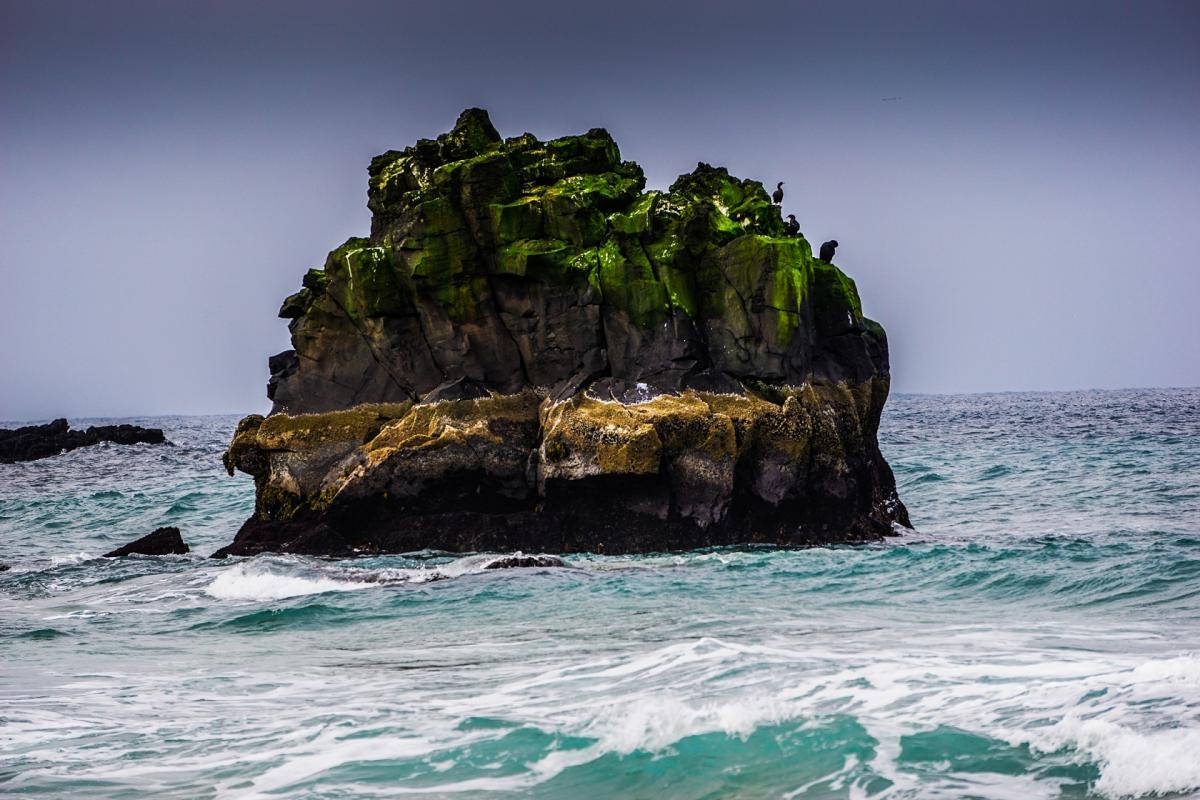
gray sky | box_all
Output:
[2,0,1198,420]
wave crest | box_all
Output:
[205,561,375,601]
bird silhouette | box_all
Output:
[819,239,838,262]
[785,214,800,236]
[772,182,784,206]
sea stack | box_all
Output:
[216,109,909,557]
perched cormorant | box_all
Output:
[772,182,784,206]
[785,214,801,236]
[819,239,838,262]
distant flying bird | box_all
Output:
[881,96,902,102]
[772,182,784,206]
[785,214,800,237]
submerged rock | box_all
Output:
[215,109,909,558]
[484,555,568,569]
[104,527,189,557]
[0,419,167,463]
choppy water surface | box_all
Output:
[2,389,1199,799]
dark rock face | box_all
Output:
[104,527,189,557]
[217,109,909,558]
[0,419,167,464]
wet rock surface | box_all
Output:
[104,527,190,557]
[0,419,167,464]
[217,109,909,557]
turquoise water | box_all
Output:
[2,389,1199,799]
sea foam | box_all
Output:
[205,552,568,601]
[206,562,375,601]
[1023,717,1200,798]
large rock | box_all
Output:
[104,527,189,557]
[0,419,167,463]
[215,109,909,557]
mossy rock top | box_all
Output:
[287,109,857,328]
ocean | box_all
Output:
[2,388,1198,799]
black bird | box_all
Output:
[772,182,784,206]
[785,214,801,236]
[819,239,838,262]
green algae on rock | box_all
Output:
[216,109,908,557]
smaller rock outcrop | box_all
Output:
[0,419,167,463]
[103,527,190,557]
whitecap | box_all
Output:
[1019,717,1200,799]
[1002,653,1200,798]
[204,552,568,601]
[205,561,375,601]
[49,552,97,566]
[583,691,795,754]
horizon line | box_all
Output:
[2,384,1197,426]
